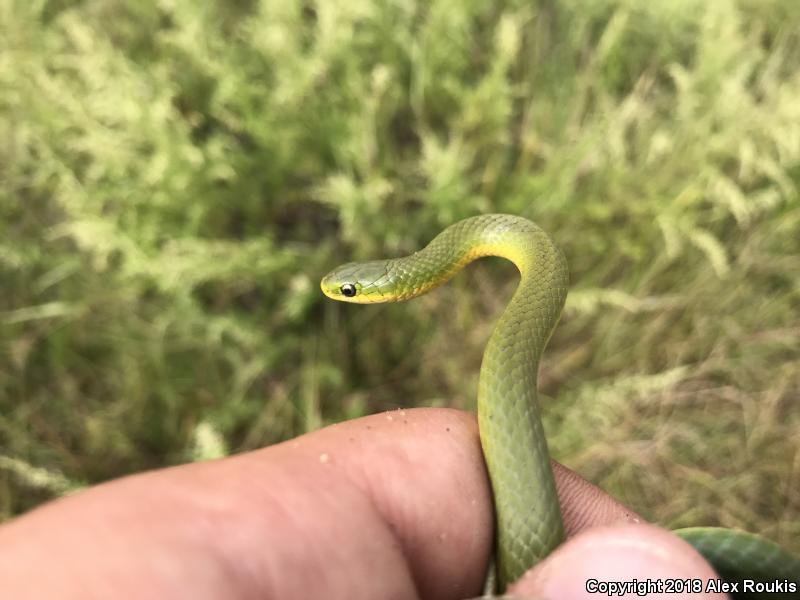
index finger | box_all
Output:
[0,407,643,600]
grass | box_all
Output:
[1,0,799,553]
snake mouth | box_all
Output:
[320,281,395,304]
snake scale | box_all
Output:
[320,214,799,598]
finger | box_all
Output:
[551,462,644,536]
[508,523,728,600]
[257,406,497,599]
[0,407,647,600]
[0,408,493,600]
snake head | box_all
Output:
[320,260,397,304]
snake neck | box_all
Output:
[391,214,569,589]
[390,215,568,364]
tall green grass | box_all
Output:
[2,0,799,551]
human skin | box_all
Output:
[0,408,726,599]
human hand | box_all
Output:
[0,408,726,599]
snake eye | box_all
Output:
[340,283,357,297]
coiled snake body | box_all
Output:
[321,214,799,597]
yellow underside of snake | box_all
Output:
[321,214,799,598]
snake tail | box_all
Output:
[675,527,800,599]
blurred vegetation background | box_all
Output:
[1,0,798,552]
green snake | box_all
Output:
[320,214,799,598]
